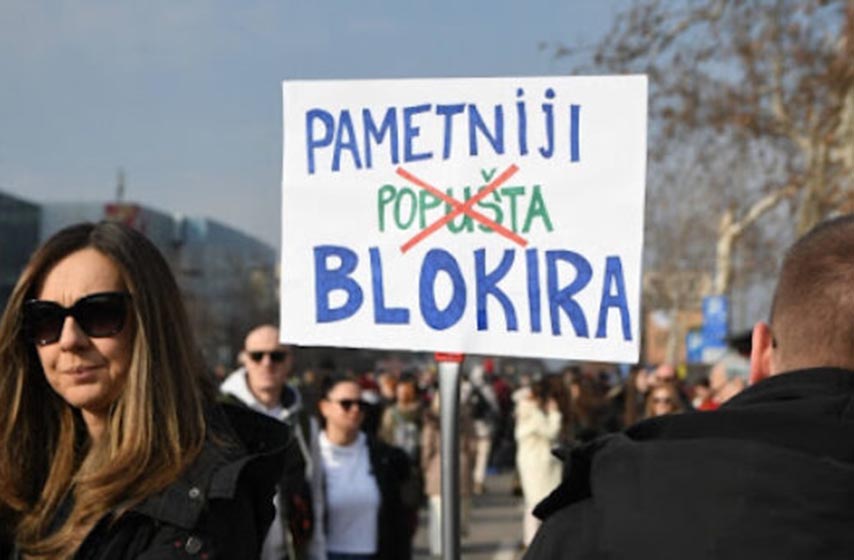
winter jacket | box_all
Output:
[421,405,477,497]
[308,430,414,560]
[220,369,314,559]
[4,403,295,559]
[524,367,854,560]
[220,368,312,472]
[514,398,563,507]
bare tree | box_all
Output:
[551,0,853,301]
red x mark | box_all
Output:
[397,164,527,253]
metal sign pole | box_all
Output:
[435,352,464,560]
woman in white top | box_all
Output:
[309,374,414,560]
[515,375,572,547]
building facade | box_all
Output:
[3,193,277,369]
[0,192,40,313]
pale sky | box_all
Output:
[0,0,628,249]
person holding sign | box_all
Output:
[525,216,854,558]
[0,222,292,559]
[308,373,414,560]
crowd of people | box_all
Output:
[214,320,751,558]
[3,216,854,559]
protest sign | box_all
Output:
[281,75,647,362]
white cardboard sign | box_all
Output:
[281,75,647,362]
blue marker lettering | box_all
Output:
[420,249,466,330]
[314,245,364,322]
[305,109,334,174]
[436,103,465,159]
[370,248,409,324]
[363,107,399,168]
[332,110,362,172]
[596,256,631,340]
[475,249,517,331]
[403,104,433,162]
[546,250,591,336]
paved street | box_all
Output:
[413,471,526,560]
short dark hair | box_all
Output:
[318,372,359,401]
[770,215,854,370]
[316,372,361,428]
[397,372,418,387]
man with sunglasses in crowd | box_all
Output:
[525,216,854,559]
[221,324,313,560]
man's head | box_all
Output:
[240,324,293,407]
[751,216,854,383]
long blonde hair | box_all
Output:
[0,222,213,558]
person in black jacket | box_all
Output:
[220,324,314,560]
[525,215,854,559]
[0,221,297,559]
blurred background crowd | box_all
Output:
[236,344,752,557]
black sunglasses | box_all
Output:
[247,350,289,363]
[328,398,369,412]
[23,291,132,346]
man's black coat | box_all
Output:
[525,368,854,560]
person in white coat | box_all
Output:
[515,375,571,547]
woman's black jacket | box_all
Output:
[367,436,415,560]
[2,402,300,559]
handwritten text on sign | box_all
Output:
[281,76,647,362]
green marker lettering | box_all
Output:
[419,189,442,230]
[523,185,553,233]
[394,186,417,229]
[377,184,396,232]
[501,186,525,232]
[447,186,474,233]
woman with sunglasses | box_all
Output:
[308,373,414,560]
[0,221,294,559]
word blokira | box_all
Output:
[313,245,632,340]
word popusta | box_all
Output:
[313,245,632,341]
[304,88,581,174]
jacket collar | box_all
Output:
[534,367,854,520]
[220,368,303,420]
[725,367,854,415]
